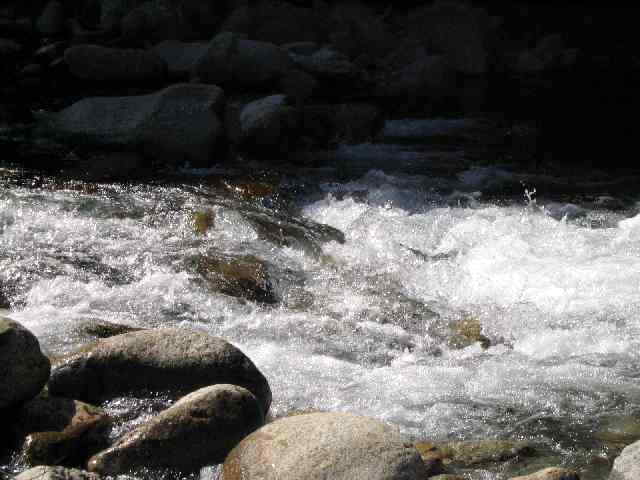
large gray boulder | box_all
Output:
[0,317,50,409]
[193,32,292,89]
[14,466,101,480]
[223,412,429,480]
[610,440,640,480]
[88,384,264,475]
[37,84,224,167]
[64,44,166,82]
[48,328,271,414]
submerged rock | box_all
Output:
[64,45,166,83]
[88,384,264,475]
[415,439,536,467]
[609,439,640,480]
[37,84,224,167]
[195,254,276,304]
[447,316,491,350]
[48,328,271,414]
[14,466,101,480]
[509,467,579,480]
[223,412,430,480]
[0,317,50,409]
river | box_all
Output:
[2,118,639,479]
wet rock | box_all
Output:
[14,466,101,480]
[195,254,276,304]
[76,319,142,339]
[120,1,186,44]
[609,439,640,480]
[192,210,215,235]
[34,41,67,62]
[282,41,319,56]
[193,32,292,89]
[509,467,579,480]
[595,415,640,447]
[0,317,50,409]
[37,83,224,167]
[151,40,207,80]
[447,316,491,350]
[64,44,166,82]
[88,384,264,475]
[223,412,430,480]
[19,63,43,78]
[48,328,271,414]
[37,0,66,36]
[416,440,536,467]
[407,1,495,75]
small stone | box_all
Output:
[88,384,264,475]
[193,210,215,235]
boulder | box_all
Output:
[228,94,297,152]
[14,467,101,480]
[88,384,264,475]
[36,0,66,36]
[47,328,271,414]
[509,467,579,480]
[609,439,640,480]
[64,44,166,82]
[151,40,208,80]
[37,84,224,167]
[407,1,495,75]
[291,47,360,82]
[193,32,292,89]
[0,317,50,409]
[120,1,186,44]
[223,412,430,480]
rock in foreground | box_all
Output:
[223,412,430,480]
[0,317,50,409]
[510,467,579,479]
[48,328,271,414]
[37,84,224,167]
[609,439,640,480]
[88,384,264,475]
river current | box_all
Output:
[2,119,640,479]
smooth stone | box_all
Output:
[88,384,264,475]
[609,439,640,480]
[415,439,536,467]
[223,412,430,480]
[37,84,224,167]
[290,47,360,80]
[14,466,101,480]
[0,317,50,409]
[510,467,580,480]
[48,328,271,414]
[64,44,166,82]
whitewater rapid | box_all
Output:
[1,162,639,477]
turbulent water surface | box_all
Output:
[2,119,640,479]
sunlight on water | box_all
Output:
[1,168,640,478]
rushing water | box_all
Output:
[2,119,640,479]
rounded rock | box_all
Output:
[609,440,640,480]
[88,384,264,475]
[0,317,50,409]
[14,466,101,480]
[223,412,429,480]
[48,328,271,414]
